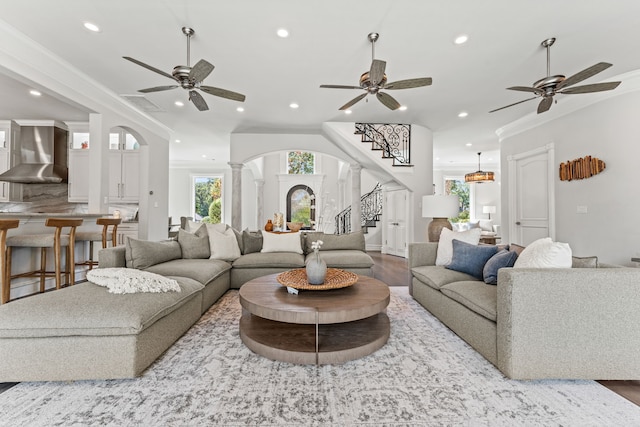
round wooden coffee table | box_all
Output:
[239,273,390,365]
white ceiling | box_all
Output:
[1,1,640,170]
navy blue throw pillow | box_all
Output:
[446,239,499,279]
[483,249,518,285]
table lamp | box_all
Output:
[422,195,460,242]
[482,205,496,220]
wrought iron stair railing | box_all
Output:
[355,123,412,167]
[335,183,382,235]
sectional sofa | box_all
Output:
[409,241,640,380]
[0,227,373,382]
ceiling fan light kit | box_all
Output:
[123,27,246,112]
[320,33,432,111]
[489,37,621,114]
[465,152,495,184]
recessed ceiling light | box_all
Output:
[435,157,440,161]
[458,111,468,118]
[454,34,468,45]
[465,143,472,147]
[201,154,207,158]
[344,109,352,115]
[175,101,184,107]
[289,103,299,109]
[277,28,289,38]
[29,90,41,97]
[236,107,244,112]
[175,139,181,143]
[83,22,101,32]
[398,105,408,111]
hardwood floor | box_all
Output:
[367,251,640,407]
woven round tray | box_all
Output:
[277,268,358,291]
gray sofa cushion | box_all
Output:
[125,238,182,269]
[144,259,231,286]
[242,229,263,254]
[303,231,365,254]
[177,228,210,259]
[440,281,497,322]
[411,265,477,290]
[232,252,305,269]
[0,279,203,338]
[309,250,374,269]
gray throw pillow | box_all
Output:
[483,249,518,285]
[242,229,263,254]
[125,238,182,269]
[572,256,598,268]
[446,239,499,280]
[232,227,244,254]
[304,231,365,253]
[178,228,210,259]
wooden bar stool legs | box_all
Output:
[75,217,121,271]
[4,218,83,303]
[0,219,20,304]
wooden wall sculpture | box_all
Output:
[559,156,606,181]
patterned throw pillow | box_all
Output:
[446,239,499,279]
[483,249,518,285]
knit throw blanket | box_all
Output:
[86,268,181,294]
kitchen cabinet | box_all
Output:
[0,121,21,202]
[116,221,138,246]
[109,150,139,202]
[68,150,90,202]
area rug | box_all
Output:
[0,288,638,426]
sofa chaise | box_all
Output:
[0,227,373,382]
[409,241,640,380]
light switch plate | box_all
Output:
[576,205,588,214]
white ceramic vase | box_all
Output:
[306,256,327,285]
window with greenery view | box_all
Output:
[445,179,470,223]
[193,176,222,224]
[286,185,315,228]
[287,151,315,174]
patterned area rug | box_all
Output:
[0,288,638,426]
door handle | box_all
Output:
[515,221,521,225]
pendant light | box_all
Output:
[465,152,495,183]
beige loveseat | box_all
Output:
[0,229,373,382]
[409,242,640,380]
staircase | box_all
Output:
[355,123,413,167]
[335,183,382,234]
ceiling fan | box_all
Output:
[320,33,432,111]
[123,27,246,111]
[490,37,621,114]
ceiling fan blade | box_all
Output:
[369,59,386,86]
[558,81,621,94]
[189,90,209,111]
[138,85,179,93]
[339,93,367,110]
[556,62,612,90]
[320,84,362,90]
[189,59,215,83]
[488,97,537,113]
[384,77,432,90]
[200,86,246,102]
[123,56,175,80]
[377,92,401,110]
[507,86,545,95]
[537,96,553,114]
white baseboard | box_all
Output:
[366,244,382,252]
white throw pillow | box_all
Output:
[204,222,227,234]
[478,220,494,232]
[208,227,241,261]
[261,232,303,254]
[435,227,482,266]
[513,237,572,268]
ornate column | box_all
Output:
[229,162,243,230]
[255,179,264,230]
[350,164,362,232]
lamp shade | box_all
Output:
[482,205,496,214]
[422,195,459,218]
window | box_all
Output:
[445,178,470,223]
[109,128,139,150]
[287,151,315,174]
[286,185,315,228]
[192,176,223,223]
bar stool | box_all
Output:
[0,219,20,304]
[5,218,83,301]
[75,217,121,270]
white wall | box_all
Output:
[500,90,640,265]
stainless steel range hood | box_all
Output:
[0,124,68,184]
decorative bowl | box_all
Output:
[286,222,304,232]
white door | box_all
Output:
[508,144,555,245]
[385,190,408,257]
